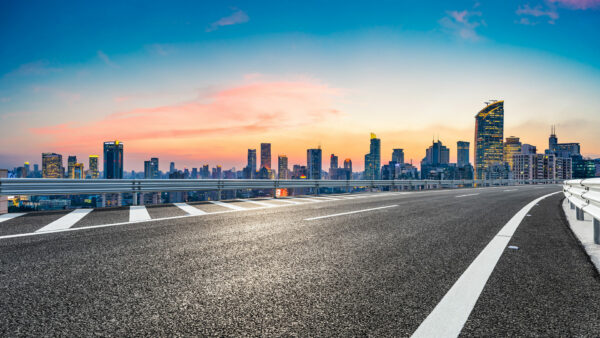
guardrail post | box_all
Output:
[132,192,138,206]
[576,207,585,221]
[0,169,7,215]
[594,219,600,245]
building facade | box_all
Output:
[278,155,289,179]
[89,155,99,179]
[457,141,470,167]
[503,136,521,171]
[307,148,322,180]
[103,141,123,179]
[42,153,63,178]
[364,133,381,180]
[474,100,504,180]
[260,143,271,170]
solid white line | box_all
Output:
[456,193,480,198]
[238,199,276,207]
[0,213,25,223]
[129,205,151,222]
[304,205,398,221]
[35,209,93,233]
[411,192,560,338]
[173,203,207,216]
[210,200,246,210]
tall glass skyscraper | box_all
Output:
[248,149,257,174]
[42,153,63,178]
[474,100,504,179]
[103,140,123,179]
[260,143,271,169]
[89,155,99,179]
[67,155,77,178]
[278,155,288,179]
[392,149,404,164]
[307,148,322,180]
[457,141,470,167]
[364,133,381,180]
[503,136,522,171]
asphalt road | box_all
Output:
[1,185,597,336]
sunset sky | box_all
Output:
[1,0,599,171]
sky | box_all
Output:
[1,0,599,172]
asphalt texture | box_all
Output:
[1,185,596,336]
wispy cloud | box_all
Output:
[439,10,485,41]
[206,8,249,32]
[4,60,62,77]
[97,50,119,68]
[549,0,600,9]
[516,4,559,24]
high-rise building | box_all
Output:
[392,149,404,165]
[89,155,99,179]
[261,143,271,169]
[513,154,557,180]
[330,154,338,169]
[67,155,77,178]
[474,100,504,179]
[103,141,123,179]
[23,162,30,177]
[42,153,63,178]
[144,158,159,179]
[247,149,257,178]
[343,158,353,179]
[503,136,522,171]
[71,163,84,179]
[307,148,322,180]
[364,133,381,180]
[278,155,289,179]
[422,140,450,166]
[457,141,470,167]
[169,162,175,174]
[521,144,537,154]
[556,157,573,180]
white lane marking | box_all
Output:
[503,189,517,192]
[238,199,276,207]
[296,197,324,202]
[411,191,560,338]
[275,198,303,205]
[0,213,25,223]
[35,209,93,233]
[129,205,151,222]
[304,205,398,221]
[456,193,480,198]
[210,200,246,210]
[312,196,340,201]
[174,203,207,216]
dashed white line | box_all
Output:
[35,209,93,232]
[210,200,246,210]
[129,205,151,222]
[411,192,560,338]
[304,205,398,221]
[174,203,207,216]
[0,213,25,223]
[238,199,276,207]
[503,189,517,192]
[456,193,480,198]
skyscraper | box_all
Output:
[261,143,271,169]
[503,136,522,171]
[144,158,159,179]
[330,154,338,169]
[307,148,322,180]
[89,155,99,179]
[247,149,257,178]
[169,162,175,174]
[71,163,84,179]
[278,155,289,179]
[42,153,63,178]
[103,141,123,179]
[343,158,353,179]
[67,156,77,178]
[392,149,404,164]
[423,140,450,166]
[474,100,504,179]
[457,141,470,167]
[364,133,381,180]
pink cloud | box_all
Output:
[206,9,249,32]
[30,80,344,149]
[439,10,484,41]
[516,4,559,24]
[549,0,600,9]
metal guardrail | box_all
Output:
[563,178,600,244]
[0,178,561,196]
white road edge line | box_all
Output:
[456,193,480,198]
[411,191,560,338]
[210,200,246,210]
[35,209,93,232]
[129,205,151,222]
[0,213,25,223]
[173,203,207,216]
[304,205,398,221]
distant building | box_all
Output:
[278,155,289,179]
[292,165,307,179]
[169,162,176,174]
[42,153,63,178]
[71,163,84,179]
[556,157,573,180]
[474,100,504,180]
[521,144,537,155]
[422,140,449,166]
[364,133,381,180]
[513,154,557,180]
[392,149,404,165]
[212,165,222,179]
[144,158,159,179]
[67,156,77,178]
[503,136,522,171]
[247,149,257,178]
[89,155,99,179]
[103,141,123,179]
[457,141,470,167]
[261,143,271,170]
[307,148,322,180]
[200,165,210,179]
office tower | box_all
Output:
[169,162,175,174]
[392,149,404,165]
[474,100,504,179]
[364,133,381,180]
[549,125,558,153]
[423,140,450,166]
[521,144,537,155]
[556,157,573,180]
[456,142,470,167]
[88,155,99,179]
[503,136,522,171]
[150,158,159,178]
[307,148,322,180]
[212,165,222,179]
[67,156,77,178]
[23,162,30,177]
[278,155,289,179]
[71,163,84,179]
[247,149,257,178]
[201,165,210,179]
[42,153,63,178]
[513,154,556,180]
[261,143,271,169]
[191,168,198,179]
[343,158,353,179]
[144,161,152,179]
[103,140,123,179]
[330,154,338,169]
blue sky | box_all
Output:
[1,0,599,170]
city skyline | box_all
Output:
[1,1,600,170]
